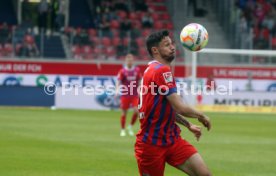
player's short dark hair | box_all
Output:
[146,30,170,57]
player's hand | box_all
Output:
[198,115,211,131]
[188,124,202,141]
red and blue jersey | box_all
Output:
[117,66,142,97]
[136,61,181,146]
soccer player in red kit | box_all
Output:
[135,30,212,176]
[116,54,142,137]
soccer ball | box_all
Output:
[180,23,209,51]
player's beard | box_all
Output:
[161,53,175,63]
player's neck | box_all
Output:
[154,57,171,66]
[125,65,134,70]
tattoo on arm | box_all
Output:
[176,114,191,129]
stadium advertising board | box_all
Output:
[0,60,275,109]
[200,92,276,107]
[1,60,276,79]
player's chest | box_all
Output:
[123,71,138,81]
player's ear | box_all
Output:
[151,47,158,55]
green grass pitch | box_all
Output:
[0,108,275,176]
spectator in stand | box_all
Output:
[254,26,269,49]
[38,0,49,33]
[134,0,148,12]
[18,42,30,57]
[79,29,90,45]
[114,0,129,12]
[240,12,249,33]
[18,40,39,58]
[120,19,132,38]
[262,9,275,32]
[0,23,11,45]
[142,12,153,28]
[253,1,269,27]
[130,28,141,39]
[116,41,127,58]
[22,0,32,22]
[94,8,102,29]
[55,0,66,32]
[50,0,59,32]
[99,16,111,37]
[129,40,138,56]
[236,0,276,49]
[73,30,82,45]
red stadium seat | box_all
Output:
[154,21,164,30]
[148,4,167,12]
[4,43,13,54]
[110,20,120,29]
[15,43,22,54]
[24,35,34,44]
[83,54,94,60]
[272,37,276,49]
[162,13,170,21]
[93,47,102,55]
[155,5,167,12]
[111,29,119,37]
[102,37,111,46]
[82,45,93,54]
[76,27,82,35]
[88,28,97,37]
[142,29,151,37]
[262,28,270,40]
[129,12,138,21]
[71,45,83,59]
[117,11,127,19]
[132,20,142,30]
[136,37,144,46]
[82,45,93,60]
[139,48,148,56]
[105,47,116,57]
[112,37,121,45]
[253,27,260,39]
[91,37,101,45]
[64,27,72,35]
[71,45,82,55]
[166,22,174,30]
[123,37,130,46]
[152,13,160,21]
[136,12,146,21]
[141,56,150,61]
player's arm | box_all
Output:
[167,93,211,130]
[176,114,202,141]
[153,66,210,130]
[175,113,192,128]
[115,70,122,97]
[115,80,121,97]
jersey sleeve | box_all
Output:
[153,66,177,96]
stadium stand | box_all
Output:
[235,0,276,49]
[68,0,179,61]
[0,0,275,62]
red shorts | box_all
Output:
[120,96,138,110]
[135,138,197,176]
